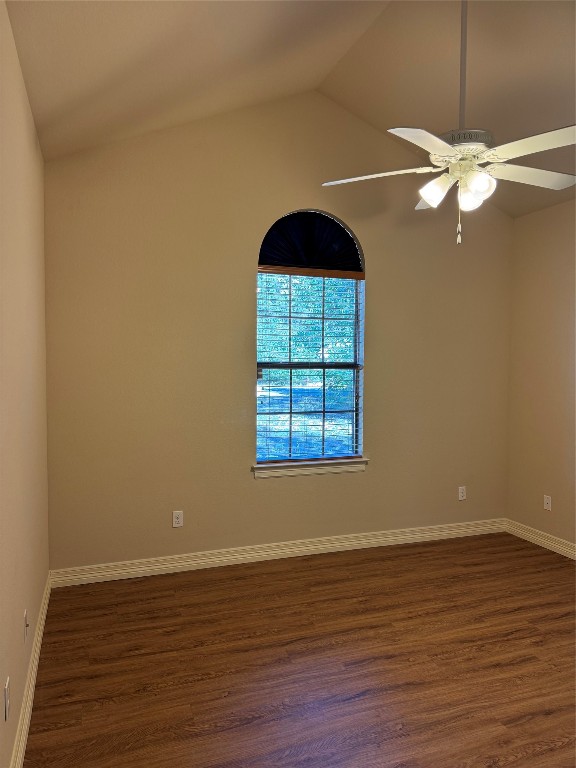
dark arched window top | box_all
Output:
[259,210,364,279]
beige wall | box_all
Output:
[508,201,575,541]
[0,3,49,765]
[45,91,512,570]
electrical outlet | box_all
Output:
[458,486,467,501]
[544,495,552,511]
[4,678,10,721]
[172,510,184,528]
[24,609,30,643]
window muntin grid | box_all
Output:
[257,273,363,463]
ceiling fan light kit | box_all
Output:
[418,148,498,210]
[458,183,484,212]
[322,2,576,244]
[466,170,497,200]
[418,174,455,208]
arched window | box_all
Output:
[256,211,365,467]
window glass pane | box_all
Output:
[324,412,355,456]
[291,369,323,412]
[257,274,289,316]
[291,414,323,459]
[291,318,323,362]
[291,276,323,317]
[324,279,356,319]
[323,319,356,362]
[256,414,290,462]
[257,316,289,362]
[325,369,355,411]
[257,369,290,414]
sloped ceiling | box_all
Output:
[6,0,576,218]
[5,0,385,159]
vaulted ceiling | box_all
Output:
[6,0,575,218]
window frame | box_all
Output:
[255,265,365,471]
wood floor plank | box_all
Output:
[24,534,575,767]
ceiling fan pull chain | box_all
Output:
[457,206,462,244]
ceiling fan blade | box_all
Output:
[415,199,431,210]
[322,166,441,187]
[388,128,460,158]
[487,163,576,190]
[482,125,576,162]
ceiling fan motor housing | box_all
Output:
[429,129,495,167]
[441,129,494,147]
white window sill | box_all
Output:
[252,458,368,479]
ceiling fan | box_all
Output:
[322,1,576,241]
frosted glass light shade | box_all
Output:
[466,170,497,200]
[458,184,483,211]
[419,174,455,207]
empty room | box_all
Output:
[1,1,575,766]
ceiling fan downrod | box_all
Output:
[459,0,468,132]
[457,0,468,243]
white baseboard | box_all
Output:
[10,576,51,768]
[503,519,576,560]
[50,518,575,588]
[51,518,507,587]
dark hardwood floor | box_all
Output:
[24,534,575,767]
